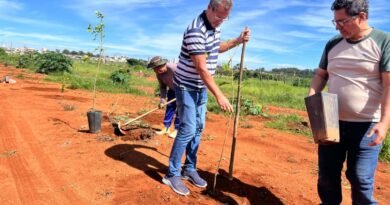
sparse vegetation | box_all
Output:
[16,52,40,70]
[380,135,390,162]
[202,134,215,141]
[0,150,17,158]
[16,74,25,79]
[44,61,151,95]
[241,98,265,116]
[137,108,149,116]
[0,48,6,57]
[110,69,129,84]
[0,49,9,66]
[265,114,312,137]
[61,103,76,111]
[240,121,254,129]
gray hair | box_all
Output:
[331,0,369,17]
[209,0,233,10]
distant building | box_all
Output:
[10,47,35,54]
[1,45,134,63]
[40,48,48,53]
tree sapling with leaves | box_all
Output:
[86,11,105,133]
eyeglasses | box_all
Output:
[215,14,229,22]
[212,7,229,22]
[331,15,358,27]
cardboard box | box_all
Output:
[304,92,340,144]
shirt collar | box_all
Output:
[201,10,215,31]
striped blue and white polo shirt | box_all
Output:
[174,11,221,89]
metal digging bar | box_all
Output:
[113,98,176,135]
[228,39,247,180]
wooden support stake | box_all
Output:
[228,39,247,180]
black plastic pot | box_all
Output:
[87,110,102,133]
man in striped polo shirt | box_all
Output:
[308,0,390,204]
[162,0,250,196]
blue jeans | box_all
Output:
[166,83,208,177]
[318,121,382,205]
[164,89,180,130]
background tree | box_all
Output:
[62,49,70,55]
[70,50,78,55]
[126,58,147,67]
[35,52,72,74]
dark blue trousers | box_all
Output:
[163,89,180,129]
[318,121,382,205]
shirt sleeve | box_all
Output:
[318,47,328,70]
[380,35,390,71]
[158,79,167,100]
[184,28,206,55]
[166,63,177,72]
[318,35,343,70]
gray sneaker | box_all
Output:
[156,127,170,135]
[162,176,190,196]
[182,170,207,188]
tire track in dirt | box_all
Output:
[0,92,86,204]
[0,123,33,204]
[0,98,47,204]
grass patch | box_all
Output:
[240,117,254,129]
[380,134,390,162]
[265,114,311,137]
[240,121,254,129]
[136,108,151,116]
[215,77,308,110]
[44,61,153,95]
[61,104,76,111]
[202,134,215,141]
[16,74,25,79]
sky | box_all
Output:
[0,0,389,70]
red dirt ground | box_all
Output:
[0,65,389,205]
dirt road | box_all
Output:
[0,65,389,204]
